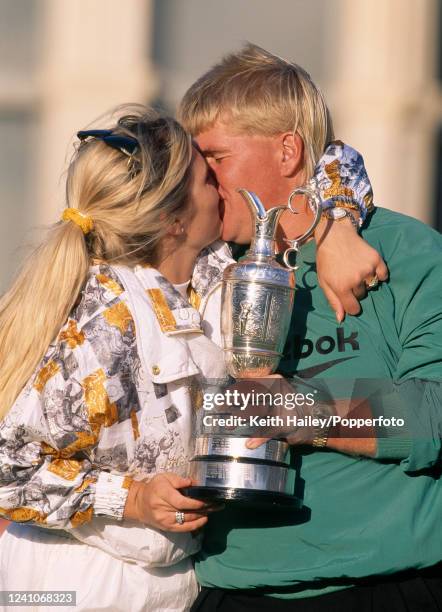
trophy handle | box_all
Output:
[282,187,323,270]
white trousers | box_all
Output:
[0,524,198,612]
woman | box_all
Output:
[0,105,381,611]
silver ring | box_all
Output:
[175,511,185,525]
[366,274,379,290]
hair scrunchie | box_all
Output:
[61,208,94,235]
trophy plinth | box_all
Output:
[183,436,301,509]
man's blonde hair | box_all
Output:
[179,43,334,179]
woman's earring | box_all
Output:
[180,226,185,234]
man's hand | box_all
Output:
[248,436,376,456]
[315,218,388,322]
[240,375,322,448]
[246,392,377,457]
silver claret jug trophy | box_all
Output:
[187,188,322,507]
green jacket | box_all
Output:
[195,208,442,599]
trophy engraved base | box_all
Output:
[181,486,302,509]
[184,436,302,509]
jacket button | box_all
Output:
[152,365,160,375]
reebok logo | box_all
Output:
[291,328,360,359]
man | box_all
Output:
[178,44,442,611]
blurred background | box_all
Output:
[0,0,441,292]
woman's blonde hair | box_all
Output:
[178,43,334,179]
[0,105,192,417]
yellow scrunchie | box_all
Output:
[61,208,94,235]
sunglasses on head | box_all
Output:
[77,129,139,157]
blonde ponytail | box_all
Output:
[0,222,89,417]
[0,104,193,418]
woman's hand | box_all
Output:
[315,218,388,322]
[123,473,215,532]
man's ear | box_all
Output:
[278,132,304,178]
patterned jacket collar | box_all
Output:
[130,265,201,336]
[130,241,233,336]
[190,240,235,302]
[92,241,234,338]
